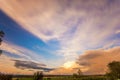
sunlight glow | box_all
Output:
[63,61,75,69]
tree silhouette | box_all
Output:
[77,69,82,76]
[0,31,4,38]
[0,30,5,55]
[73,69,83,78]
[106,61,120,80]
[33,71,43,80]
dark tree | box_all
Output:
[73,69,83,78]
[0,30,4,55]
[106,61,120,80]
[77,69,82,76]
[0,31,4,38]
[33,71,43,80]
[0,30,4,44]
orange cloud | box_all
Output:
[77,47,120,75]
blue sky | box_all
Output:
[0,10,61,62]
[0,0,120,75]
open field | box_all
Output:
[12,76,107,80]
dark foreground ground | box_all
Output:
[12,75,107,80]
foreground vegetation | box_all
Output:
[12,75,107,80]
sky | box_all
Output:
[0,0,120,75]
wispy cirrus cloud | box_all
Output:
[1,42,43,62]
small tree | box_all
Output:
[0,31,4,38]
[106,61,120,80]
[73,69,82,78]
[0,31,4,44]
[33,71,43,80]
[0,30,4,55]
[77,69,82,76]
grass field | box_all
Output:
[12,76,107,80]
[13,78,32,80]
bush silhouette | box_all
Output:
[106,61,120,80]
[0,73,12,80]
[0,30,5,55]
[33,71,43,80]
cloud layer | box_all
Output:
[77,47,120,75]
[1,0,120,62]
[0,0,120,74]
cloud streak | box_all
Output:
[1,41,44,62]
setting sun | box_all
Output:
[63,61,76,69]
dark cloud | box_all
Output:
[13,60,54,72]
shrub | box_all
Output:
[106,61,120,80]
[0,73,12,80]
[33,71,43,80]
